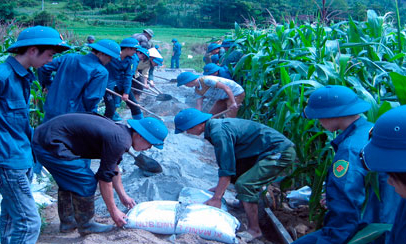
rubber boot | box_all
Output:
[71,194,114,236]
[132,113,144,120]
[58,190,77,233]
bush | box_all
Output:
[0,2,16,22]
[32,11,56,26]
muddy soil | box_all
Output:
[36,68,313,244]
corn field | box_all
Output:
[230,9,406,225]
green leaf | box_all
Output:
[348,224,392,244]
[389,72,406,105]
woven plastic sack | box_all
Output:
[178,187,228,212]
[175,203,240,244]
[125,200,178,234]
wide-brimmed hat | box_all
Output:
[120,37,139,48]
[174,108,212,134]
[304,85,371,119]
[362,105,406,172]
[203,63,221,75]
[177,72,199,87]
[148,47,162,59]
[136,47,150,59]
[89,39,120,59]
[207,43,221,53]
[127,117,168,149]
[143,29,154,37]
[7,25,71,53]
[221,39,234,48]
[211,54,219,64]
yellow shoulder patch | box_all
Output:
[333,160,349,178]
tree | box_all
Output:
[0,2,16,22]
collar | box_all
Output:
[331,117,367,151]
[6,56,32,79]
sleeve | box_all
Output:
[202,77,217,88]
[95,135,126,182]
[209,123,237,177]
[148,65,155,81]
[311,149,367,244]
[141,64,150,79]
[37,57,62,88]
[83,68,109,113]
[123,59,135,94]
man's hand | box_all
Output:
[122,93,129,101]
[229,102,238,110]
[148,80,155,87]
[119,194,136,209]
[110,208,128,227]
[204,197,222,209]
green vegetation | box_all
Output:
[231,9,405,225]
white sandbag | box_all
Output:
[175,204,240,244]
[178,187,228,212]
[125,200,177,234]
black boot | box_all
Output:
[58,190,77,233]
[71,193,114,236]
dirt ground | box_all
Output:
[35,69,315,244]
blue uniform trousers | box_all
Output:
[32,144,97,197]
[171,55,180,69]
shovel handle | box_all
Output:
[106,88,163,121]
[131,87,158,97]
[132,77,159,95]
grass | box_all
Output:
[62,25,230,72]
[15,0,231,72]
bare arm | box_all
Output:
[99,180,127,227]
[196,97,204,111]
[204,176,231,208]
[215,82,237,109]
[112,165,136,209]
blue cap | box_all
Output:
[177,72,199,87]
[120,37,139,48]
[211,54,219,64]
[172,38,178,42]
[363,105,406,172]
[203,63,221,75]
[7,25,71,53]
[137,47,150,58]
[127,117,168,149]
[174,108,212,134]
[304,85,371,119]
[207,43,221,53]
[152,57,163,66]
[221,39,234,48]
[89,39,120,59]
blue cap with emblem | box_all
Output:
[362,105,406,172]
[89,39,121,59]
[127,117,168,149]
[304,85,371,119]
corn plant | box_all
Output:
[232,9,406,225]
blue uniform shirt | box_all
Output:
[0,56,34,169]
[39,53,108,121]
[389,198,406,243]
[105,55,135,94]
[294,117,373,244]
[173,41,181,56]
[218,66,232,80]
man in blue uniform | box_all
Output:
[171,38,181,69]
[294,85,400,244]
[361,105,406,244]
[32,113,168,235]
[131,29,154,49]
[104,38,143,120]
[203,43,221,64]
[0,25,70,244]
[38,39,121,122]
[174,108,296,242]
[203,63,233,80]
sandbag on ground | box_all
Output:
[125,200,240,244]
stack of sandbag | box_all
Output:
[125,200,240,244]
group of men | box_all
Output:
[0,25,405,244]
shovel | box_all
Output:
[105,88,163,121]
[212,104,242,118]
[127,151,163,173]
[134,75,173,100]
[131,87,172,101]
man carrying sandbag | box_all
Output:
[174,108,296,242]
[32,113,168,235]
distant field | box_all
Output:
[62,26,231,72]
